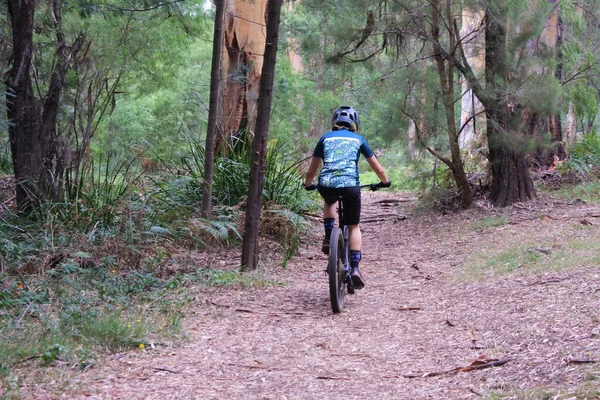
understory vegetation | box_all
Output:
[0,138,312,385]
[2,0,600,397]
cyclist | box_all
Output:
[304,106,390,289]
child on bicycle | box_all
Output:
[304,105,390,288]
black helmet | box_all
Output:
[332,105,360,132]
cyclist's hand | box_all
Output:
[304,183,317,191]
[369,181,391,191]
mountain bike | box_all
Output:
[307,182,389,313]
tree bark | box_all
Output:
[6,0,42,210]
[202,0,226,219]
[241,0,283,270]
[6,0,84,210]
[430,0,473,208]
[217,0,268,154]
[525,10,566,166]
[485,8,535,207]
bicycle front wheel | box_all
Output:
[328,228,345,313]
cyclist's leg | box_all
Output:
[348,224,362,251]
[321,202,336,254]
[342,188,365,288]
[323,201,336,219]
[317,187,339,254]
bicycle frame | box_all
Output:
[306,182,388,313]
[336,198,351,287]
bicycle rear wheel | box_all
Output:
[328,228,345,313]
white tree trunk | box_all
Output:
[459,8,485,153]
[565,102,577,146]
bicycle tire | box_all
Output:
[342,226,354,294]
[328,228,345,313]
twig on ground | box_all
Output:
[565,359,597,365]
[393,306,422,311]
[316,376,351,380]
[225,363,280,371]
[15,355,41,364]
[527,277,569,286]
[330,353,371,358]
[150,367,181,374]
[403,357,513,378]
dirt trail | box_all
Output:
[20,192,600,399]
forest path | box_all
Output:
[30,191,600,399]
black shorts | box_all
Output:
[317,186,361,226]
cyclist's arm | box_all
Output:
[366,155,390,184]
[304,156,322,186]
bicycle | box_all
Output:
[306,182,389,313]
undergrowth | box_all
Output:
[0,141,317,392]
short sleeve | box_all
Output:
[313,137,325,158]
[360,137,374,158]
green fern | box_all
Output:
[190,217,240,242]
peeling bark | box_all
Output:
[217,0,268,153]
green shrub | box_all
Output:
[562,131,600,177]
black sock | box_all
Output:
[323,218,335,241]
[350,250,361,270]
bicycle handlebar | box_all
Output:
[304,181,391,192]
[360,181,392,191]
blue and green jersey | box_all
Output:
[313,129,374,188]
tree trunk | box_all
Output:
[485,8,535,207]
[565,102,577,146]
[202,0,225,219]
[431,0,473,208]
[6,0,42,211]
[217,0,268,154]
[241,0,283,270]
[524,10,566,166]
[459,7,486,156]
[7,0,84,210]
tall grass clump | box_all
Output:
[30,153,146,237]
[0,143,11,175]
[178,136,316,213]
[263,139,314,213]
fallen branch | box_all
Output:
[150,366,181,374]
[234,308,306,316]
[403,357,512,378]
[527,277,569,286]
[316,376,352,380]
[393,306,422,312]
[566,359,597,365]
[224,362,280,371]
[330,353,371,358]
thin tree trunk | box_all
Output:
[458,7,485,154]
[202,0,225,219]
[241,0,283,270]
[431,0,473,208]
